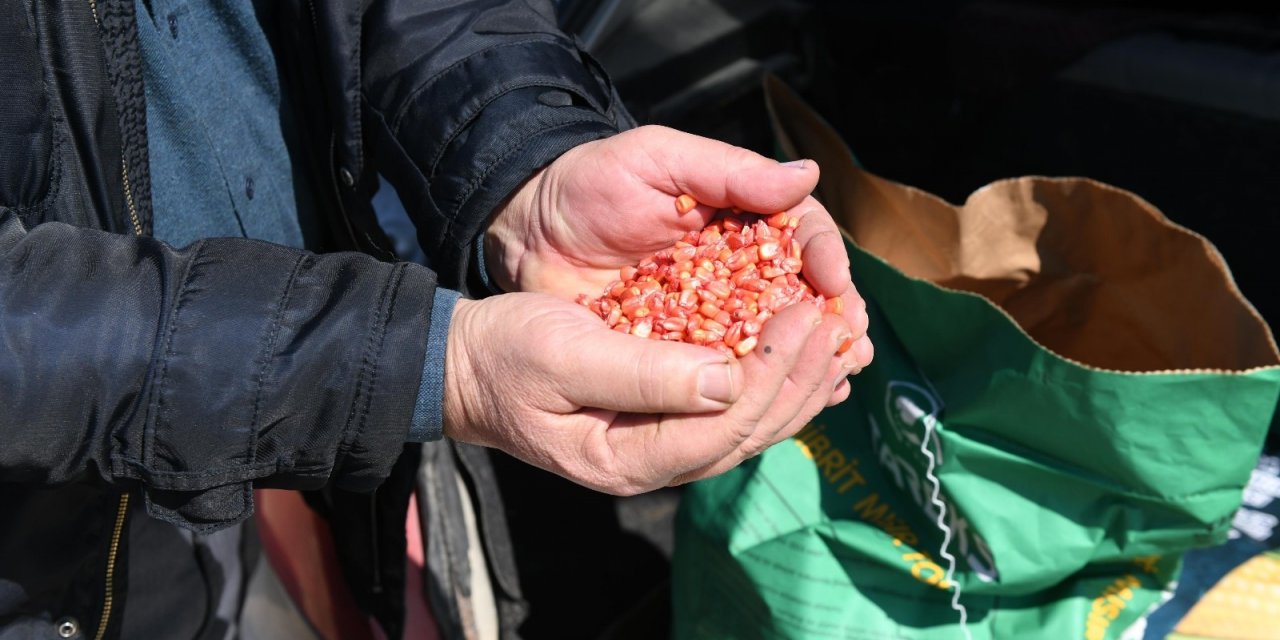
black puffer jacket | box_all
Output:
[0,0,629,638]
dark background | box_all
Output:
[495,2,1280,637]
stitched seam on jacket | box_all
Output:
[247,253,308,469]
[449,118,611,246]
[3,114,65,219]
[347,0,366,176]
[387,36,562,133]
[352,261,408,449]
[147,239,207,470]
[112,457,331,486]
[337,262,400,457]
[422,79,598,180]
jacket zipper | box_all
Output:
[86,0,145,236]
[120,158,144,236]
[85,4,142,638]
[94,493,131,640]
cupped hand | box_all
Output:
[485,125,873,373]
[442,292,858,493]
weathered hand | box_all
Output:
[442,293,857,493]
[486,125,873,374]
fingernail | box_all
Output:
[698,363,735,404]
[780,159,809,169]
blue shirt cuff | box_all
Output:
[473,232,505,296]
[408,288,463,442]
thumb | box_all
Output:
[634,126,819,213]
[556,328,744,414]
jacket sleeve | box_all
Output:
[360,0,634,292]
[0,210,437,532]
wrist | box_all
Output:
[442,297,480,442]
[483,167,545,293]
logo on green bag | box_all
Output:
[874,379,999,583]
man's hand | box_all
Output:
[443,293,858,493]
[486,124,873,375]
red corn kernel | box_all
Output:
[698,301,721,319]
[664,298,680,317]
[706,280,732,300]
[757,240,782,261]
[724,249,751,271]
[766,212,790,229]
[631,318,653,338]
[730,268,757,288]
[620,296,643,317]
[662,317,689,333]
[836,335,854,355]
[757,290,778,312]
[675,194,698,215]
[724,321,744,348]
[824,296,844,315]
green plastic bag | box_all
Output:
[671,78,1280,639]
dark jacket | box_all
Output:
[0,0,629,637]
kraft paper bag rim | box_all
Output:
[763,74,1280,374]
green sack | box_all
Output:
[671,78,1280,639]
